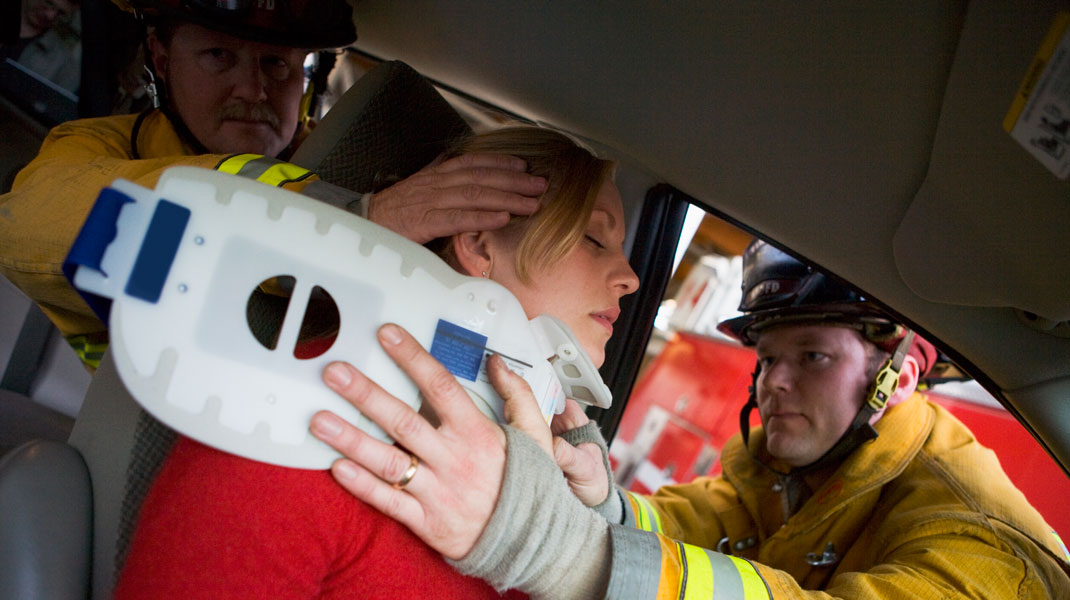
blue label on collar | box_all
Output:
[430,319,488,382]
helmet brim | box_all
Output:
[145,3,357,49]
[717,303,901,346]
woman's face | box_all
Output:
[487,181,640,367]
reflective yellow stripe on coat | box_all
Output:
[626,490,664,533]
[215,154,313,187]
[66,333,108,370]
[657,534,770,600]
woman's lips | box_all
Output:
[591,307,620,334]
[591,313,613,334]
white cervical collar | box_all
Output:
[67,167,610,469]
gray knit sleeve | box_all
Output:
[448,426,611,600]
[558,421,624,523]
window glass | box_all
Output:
[1,1,81,125]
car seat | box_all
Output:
[0,60,471,600]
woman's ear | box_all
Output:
[452,231,493,278]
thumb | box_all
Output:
[487,354,553,456]
[553,437,577,470]
[553,438,611,507]
[550,397,590,436]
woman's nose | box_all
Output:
[611,256,640,297]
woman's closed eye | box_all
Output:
[584,234,605,249]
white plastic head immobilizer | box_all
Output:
[64,167,611,469]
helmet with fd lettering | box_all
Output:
[112,0,357,49]
[717,239,936,373]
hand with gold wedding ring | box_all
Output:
[392,453,419,490]
[309,323,550,560]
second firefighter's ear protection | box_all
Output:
[64,167,611,469]
[863,330,915,412]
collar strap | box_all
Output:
[865,330,915,412]
[739,329,915,476]
[739,362,761,449]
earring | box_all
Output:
[481,271,488,278]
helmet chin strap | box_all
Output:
[131,20,210,159]
[739,330,916,478]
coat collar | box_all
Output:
[722,393,934,521]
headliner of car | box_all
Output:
[348,0,1070,467]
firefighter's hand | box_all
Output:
[498,372,610,507]
[552,399,611,506]
[310,323,549,560]
[366,153,545,244]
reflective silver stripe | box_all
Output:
[705,547,744,599]
[216,153,262,176]
[605,525,670,599]
[606,525,772,600]
[233,154,274,180]
[681,545,770,600]
[640,494,664,533]
[301,180,366,213]
[625,491,664,533]
[215,154,312,187]
[729,556,771,600]
[621,490,638,528]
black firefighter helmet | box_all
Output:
[717,240,911,356]
[113,0,357,49]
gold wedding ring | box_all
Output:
[392,453,420,489]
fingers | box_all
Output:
[427,153,547,207]
[434,175,545,211]
[553,439,611,507]
[309,409,432,533]
[325,455,426,528]
[310,409,424,491]
[432,152,527,176]
[373,324,498,434]
[319,358,447,464]
[415,208,512,241]
[550,398,591,436]
[313,324,508,561]
[488,354,553,456]
[366,153,545,244]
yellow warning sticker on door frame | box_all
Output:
[1004,12,1070,180]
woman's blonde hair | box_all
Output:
[433,126,615,282]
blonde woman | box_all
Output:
[116,126,638,599]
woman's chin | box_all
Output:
[587,345,606,369]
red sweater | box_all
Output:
[116,436,525,599]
